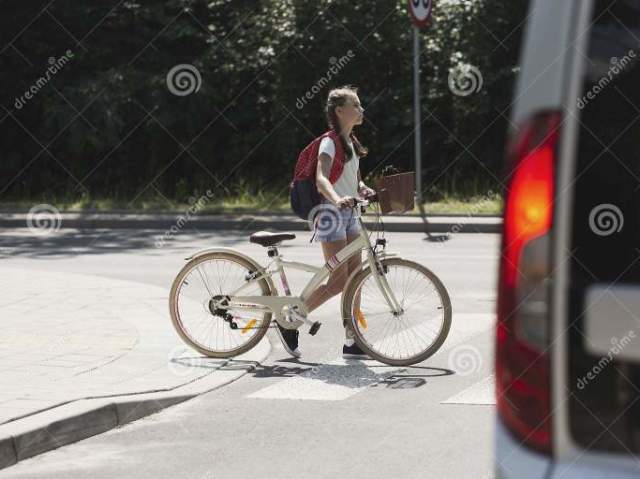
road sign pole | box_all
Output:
[413,26,422,207]
[408,0,432,209]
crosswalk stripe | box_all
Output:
[251,313,495,401]
[247,358,405,401]
[441,374,495,405]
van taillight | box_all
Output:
[496,111,561,454]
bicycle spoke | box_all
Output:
[350,261,450,364]
[196,265,214,297]
[173,255,271,355]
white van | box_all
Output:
[495,0,640,477]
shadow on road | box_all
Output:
[238,359,455,390]
[0,227,303,258]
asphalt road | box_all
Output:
[0,226,499,479]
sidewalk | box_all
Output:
[0,210,502,233]
[0,268,271,470]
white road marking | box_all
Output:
[251,313,494,401]
[247,358,405,401]
[430,313,495,359]
[441,374,495,405]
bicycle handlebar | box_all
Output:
[349,192,378,209]
[334,193,378,211]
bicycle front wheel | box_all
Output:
[342,258,452,366]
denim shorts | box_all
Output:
[312,199,361,242]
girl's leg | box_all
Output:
[303,238,349,313]
[343,232,364,343]
[345,232,363,312]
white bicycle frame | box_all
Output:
[197,204,402,328]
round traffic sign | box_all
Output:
[408,0,433,28]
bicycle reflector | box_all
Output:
[241,319,257,334]
[496,111,561,455]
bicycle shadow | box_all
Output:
[284,362,453,391]
[168,355,228,370]
[223,358,454,391]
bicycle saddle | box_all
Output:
[249,231,296,247]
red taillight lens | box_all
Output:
[496,111,561,454]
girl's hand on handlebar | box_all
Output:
[358,185,376,200]
[336,196,355,209]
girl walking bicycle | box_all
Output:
[278,86,377,358]
[168,86,452,367]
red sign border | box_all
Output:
[408,0,433,29]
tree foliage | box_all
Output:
[0,0,529,204]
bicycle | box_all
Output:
[168,195,452,366]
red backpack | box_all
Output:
[290,130,347,220]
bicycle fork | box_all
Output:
[367,252,403,315]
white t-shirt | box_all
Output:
[318,136,359,198]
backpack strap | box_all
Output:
[309,211,319,243]
[325,130,346,184]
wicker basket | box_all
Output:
[374,171,415,214]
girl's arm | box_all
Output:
[357,169,375,198]
[316,153,342,204]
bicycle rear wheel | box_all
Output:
[342,258,452,366]
[169,252,273,358]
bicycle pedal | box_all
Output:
[308,321,322,336]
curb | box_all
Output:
[0,212,502,234]
[0,339,271,470]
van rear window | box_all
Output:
[568,0,640,453]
